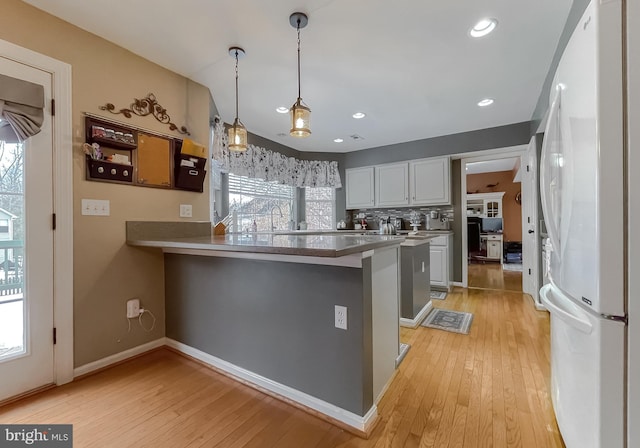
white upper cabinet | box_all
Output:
[375,163,409,207]
[345,167,375,209]
[410,157,451,205]
[345,156,451,209]
[467,192,505,218]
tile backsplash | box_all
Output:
[347,206,454,230]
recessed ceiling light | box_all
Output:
[333,138,344,143]
[470,18,498,38]
[352,112,366,119]
[276,106,289,114]
[477,98,494,107]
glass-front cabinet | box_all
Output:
[466,192,505,218]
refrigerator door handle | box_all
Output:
[540,86,563,256]
[540,284,593,334]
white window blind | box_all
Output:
[228,173,295,232]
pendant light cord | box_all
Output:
[297,20,302,101]
[234,50,240,120]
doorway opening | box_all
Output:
[464,157,523,292]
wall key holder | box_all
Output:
[99,93,190,135]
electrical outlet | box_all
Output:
[126,299,140,318]
[179,204,192,218]
[335,305,348,330]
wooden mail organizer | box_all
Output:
[85,116,206,192]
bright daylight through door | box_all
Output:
[0,138,24,360]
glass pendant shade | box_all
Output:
[228,118,247,152]
[290,99,311,138]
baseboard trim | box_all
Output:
[400,301,433,328]
[164,338,377,438]
[73,338,166,379]
[450,281,464,287]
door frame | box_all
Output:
[0,39,73,385]
[454,145,527,289]
[521,136,542,306]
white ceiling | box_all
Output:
[23,0,572,153]
[466,157,520,175]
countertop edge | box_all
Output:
[126,237,403,258]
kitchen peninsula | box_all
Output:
[126,221,403,435]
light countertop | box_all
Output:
[127,233,404,258]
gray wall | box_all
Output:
[530,0,591,132]
[343,121,532,169]
[164,253,373,415]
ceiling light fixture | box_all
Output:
[352,112,366,119]
[477,98,494,107]
[470,18,498,38]
[276,106,289,114]
[289,12,311,138]
[333,138,344,143]
[227,47,247,152]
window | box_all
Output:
[0,219,8,233]
[228,173,295,232]
[305,187,335,230]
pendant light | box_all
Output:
[289,12,311,138]
[228,46,248,152]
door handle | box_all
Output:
[528,230,535,234]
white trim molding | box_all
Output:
[164,338,378,435]
[400,301,433,328]
[0,39,74,386]
[73,338,166,378]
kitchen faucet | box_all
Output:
[270,204,283,231]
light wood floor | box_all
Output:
[0,288,562,447]
[468,262,523,292]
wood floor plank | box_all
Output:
[0,288,564,448]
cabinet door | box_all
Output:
[485,200,501,218]
[487,241,502,259]
[430,246,448,287]
[410,157,451,205]
[375,163,409,207]
[346,167,375,209]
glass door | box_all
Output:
[0,57,54,401]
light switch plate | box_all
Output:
[81,199,110,216]
[180,204,192,218]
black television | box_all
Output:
[481,218,503,233]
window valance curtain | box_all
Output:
[212,122,342,188]
[0,74,45,143]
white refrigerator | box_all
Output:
[539,0,626,447]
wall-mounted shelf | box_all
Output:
[84,115,206,192]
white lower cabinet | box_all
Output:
[481,234,503,262]
[429,234,453,290]
[430,246,447,286]
[487,240,502,260]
